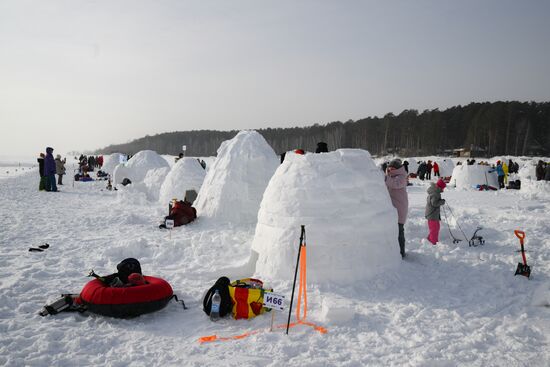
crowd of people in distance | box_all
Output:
[77,154,103,175]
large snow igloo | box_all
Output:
[113,150,169,185]
[252,149,400,284]
[194,130,279,224]
[159,157,206,204]
[450,164,498,189]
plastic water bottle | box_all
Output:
[210,290,221,321]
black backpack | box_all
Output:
[203,276,232,317]
[116,258,142,283]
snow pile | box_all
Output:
[101,153,125,174]
[194,130,279,223]
[159,157,206,204]
[252,149,400,284]
[450,164,498,189]
[113,150,169,185]
[518,160,537,180]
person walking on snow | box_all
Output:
[425,178,446,245]
[385,159,409,258]
[44,147,58,192]
[55,154,66,185]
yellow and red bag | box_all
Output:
[228,278,272,320]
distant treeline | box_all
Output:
[96,101,550,157]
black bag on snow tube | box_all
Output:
[203,276,232,317]
[116,258,142,283]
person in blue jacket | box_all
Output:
[44,147,58,192]
[495,161,505,189]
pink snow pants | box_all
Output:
[427,220,440,245]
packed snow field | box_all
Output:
[1,147,549,366]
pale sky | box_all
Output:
[1,0,549,157]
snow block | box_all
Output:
[320,296,355,324]
[252,149,400,284]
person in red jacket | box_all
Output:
[433,161,440,177]
[160,200,197,228]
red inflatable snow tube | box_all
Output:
[78,276,173,318]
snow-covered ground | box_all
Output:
[0,156,37,180]
[1,155,549,366]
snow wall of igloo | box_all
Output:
[113,150,169,184]
[159,157,206,204]
[194,130,279,224]
[252,149,400,284]
[450,164,499,189]
[101,153,125,175]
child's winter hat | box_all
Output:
[436,178,446,190]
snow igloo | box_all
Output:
[194,130,279,223]
[450,164,498,189]
[101,153,126,175]
[159,157,206,204]
[113,150,170,185]
[437,158,455,177]
[251,149,400,284]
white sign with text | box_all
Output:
[263,292,285,311]
[165,219,174,230]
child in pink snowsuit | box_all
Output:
[425,179,446,244]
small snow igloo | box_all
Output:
[113,150,169,185]
[450,164,498,189]
[159,157,206,205]
[101,153,126,175]
[252,149,400,284]
[194,130,279,223]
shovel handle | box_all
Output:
[514,230,525,243]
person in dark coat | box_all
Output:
[545,163,550,181]
[37,153,46,191]
[44,147,58,192]
[417,161,427,180]
[315,142,328,153]
[426,160,433,180]
[536,160,545,181]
